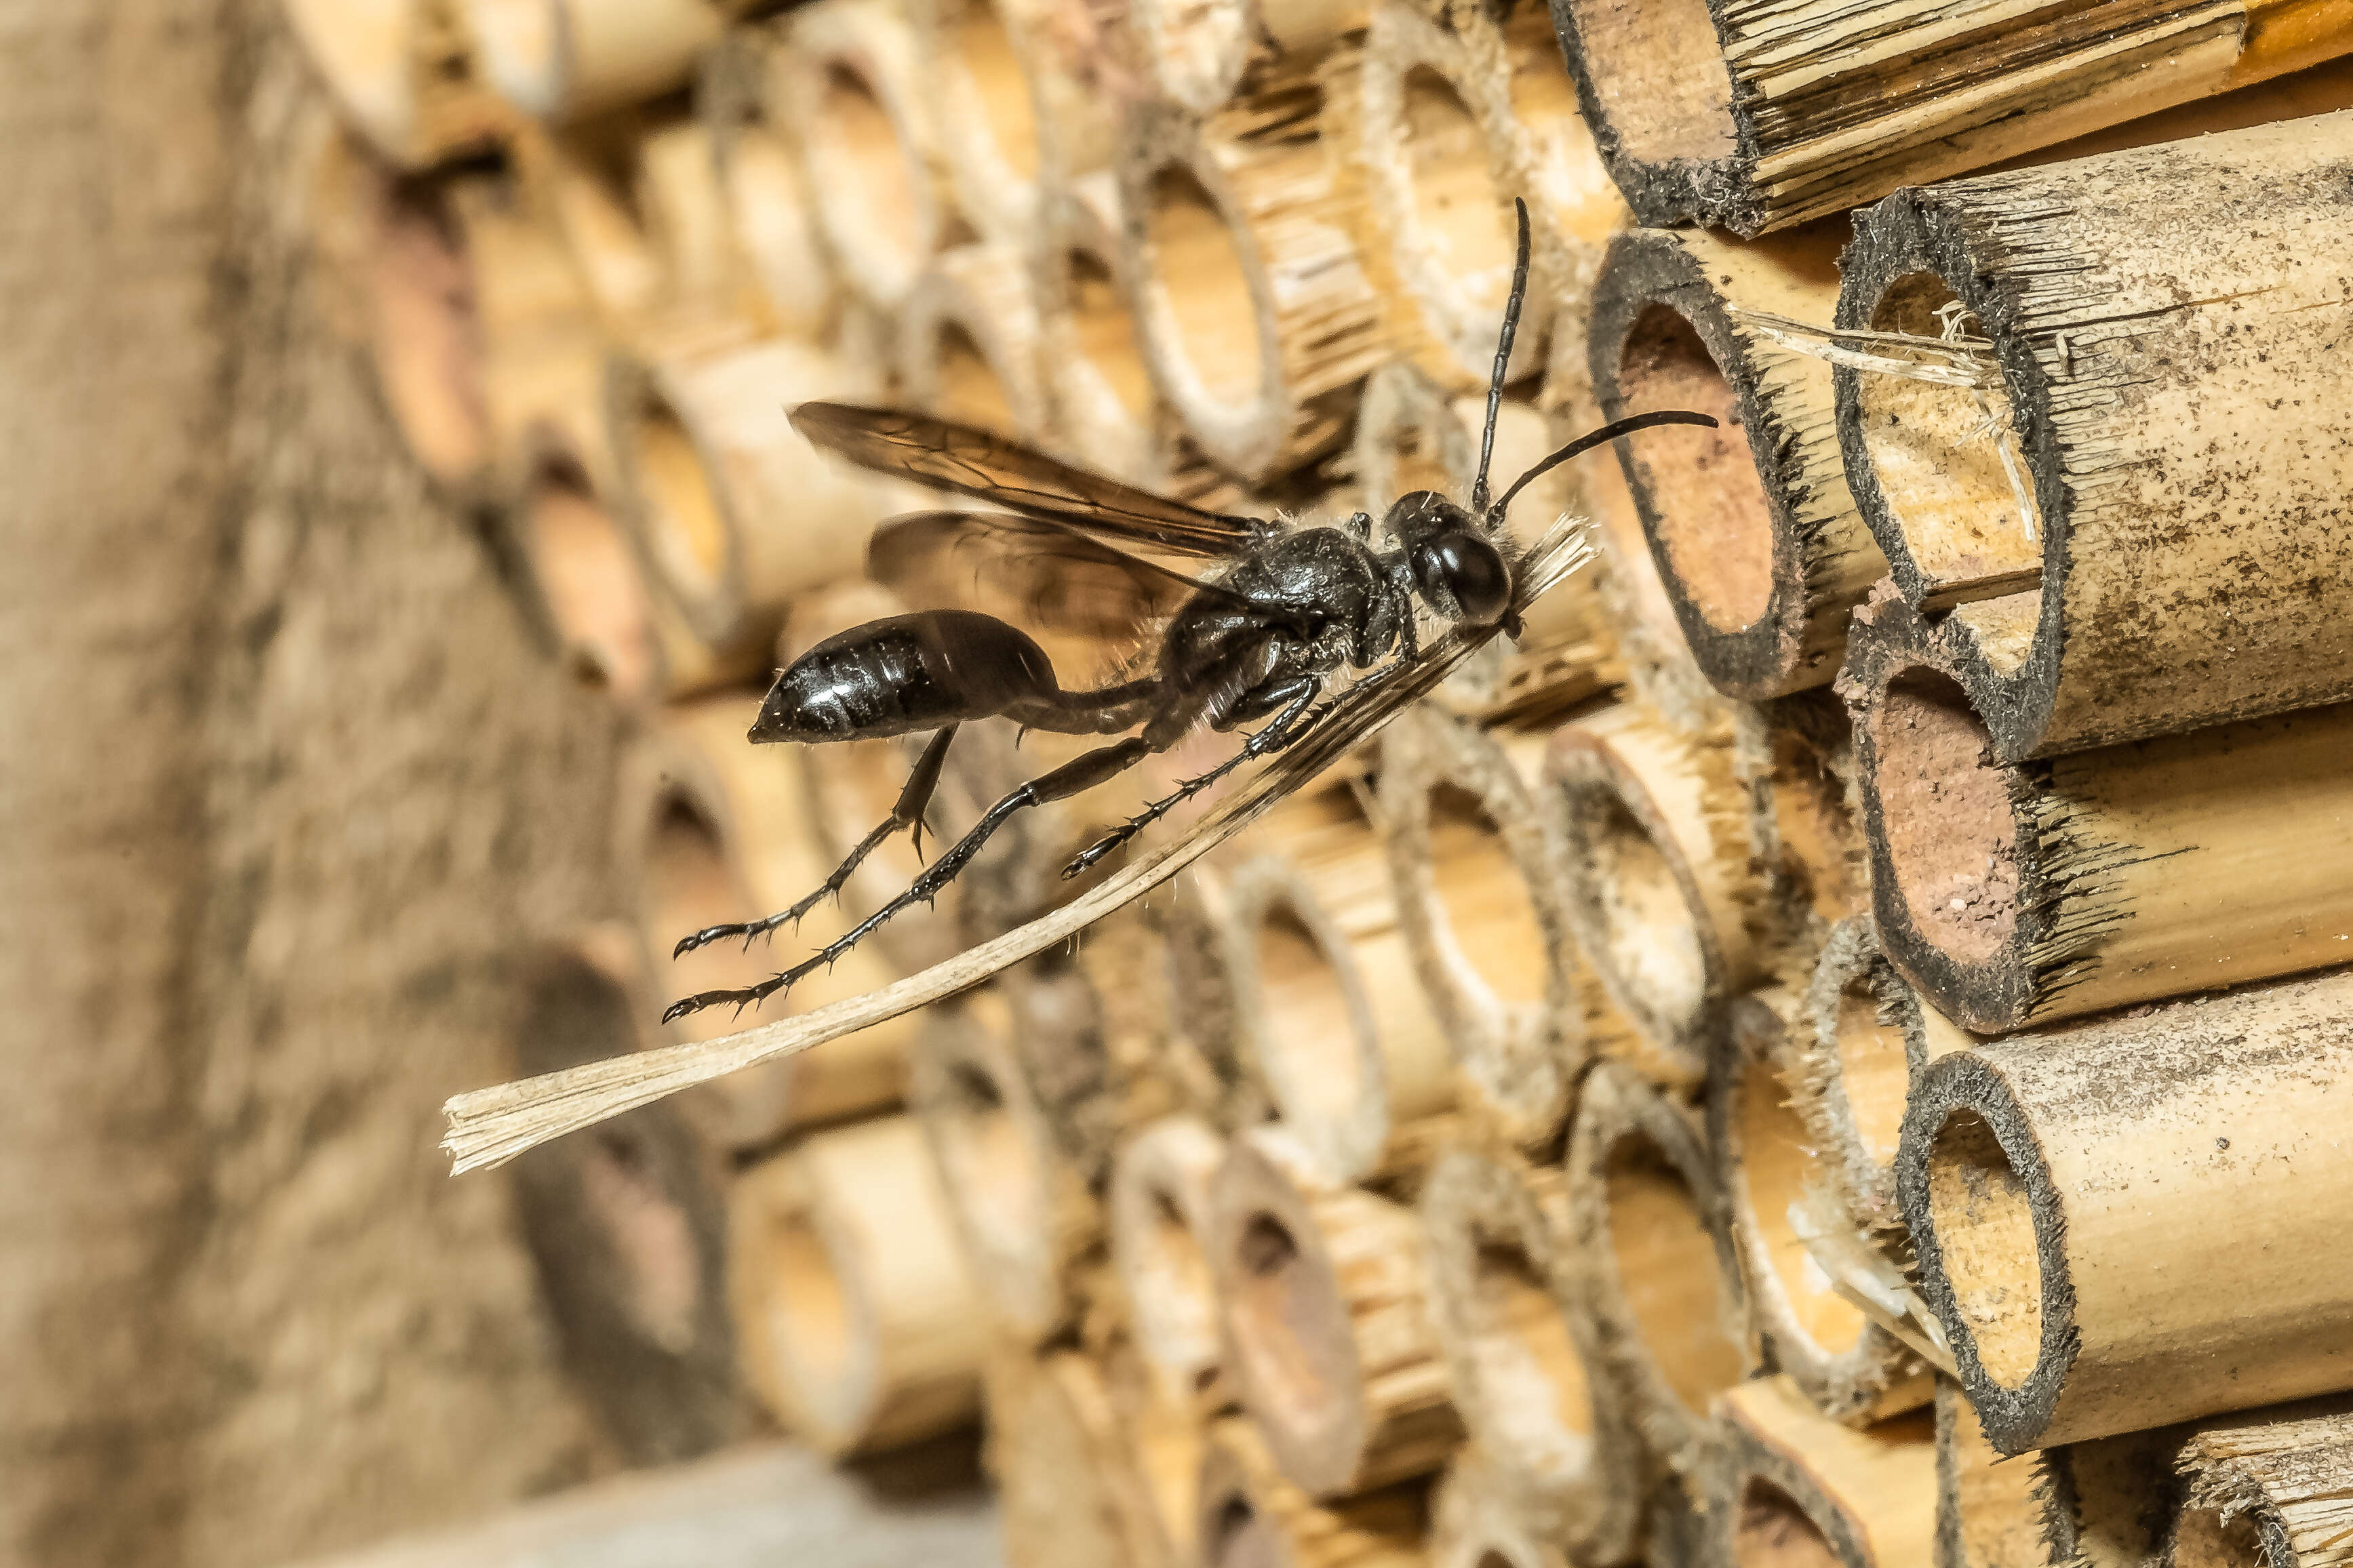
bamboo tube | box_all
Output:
[1428,1449,1572,1568]
[1845,592,2353,1033]
[1111,1354,1210,1568]
[909,989,1102,1344]
[1031,172,1165,484]
[1587,224,1882,701]
[1709,1376,1938,1568]
[1933,1380,2042,1568]
[1126,0,1368,117]
[508,933,740,1462]
[1789,919,1922,1233]
[730,1114,987,1453]
[989,1350,1172,1568]
[1834,115,2353,761]
[898,243,1049,438]
[1217,824,1456,1185]
[1565,1062,1747,1475]
[1644,1470,1709,1568]
[2036,1424,2186,1568]
[1899,968,2353,1452]
[1380,708,1587,1146]
[631,118,743,321]
[456,0,717,124]
[512,112,692,336]
[772,0,948,312]
[606,331,882,649]
[1111,1114,1233,1415]
[1735,692,1867,946]
[1080,868,1262,1133]
[1210,1125,1465,1497]
[620,698,917,1146]
[1549,0,2353,234]
[1121,77,1388,481]
[1713,992,1931,1426]
[2171,1399,2353,1568]
[909,0,1114,247]
[703,33,838,341]
[1417,1146,1643,1563]
[1193,1415,1427,1568]
[284,0,510,168]
[1545,703,1767,1083]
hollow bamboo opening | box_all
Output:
[764,1207,870,1431]
[1731,1479,1840,1568]
[1577,790,1707,1032]
[720,126,833,338]
[1563,0,1737,165]
[1425,784,1549,1011]
[642,796,768,1045]
[1922,1108,2040,1390]
[521,462,656,698]
[951,3,1040,184]
[1604,1144,1745,1415]
[625,394,727,608]
[1204,1493,1278,1568]
[1852,273,2042,592]
[1144,165,1263,410]
[1768,725,1863,923]
[933,1056,1042,1272]
[1467,1239,1597,1453]
[813,63,924,275]
[1870,670,2017,964]
[1832,988,1908,1177]
[1253,905,1366,1135]
[1400,65,1515,334]
[1616,305,1772,634]
[370,175,491,485]
[2169,1506,2265,1568]
[1736,1056,1868,1356]
[1227,1209,1351,1430]
[1061,247,1155,420]
[1153,1190,1220,1392]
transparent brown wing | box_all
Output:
[793,402,1264,558]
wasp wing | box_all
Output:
[793,402,1263,558]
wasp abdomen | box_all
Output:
[751,610,1061,743]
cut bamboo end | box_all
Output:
[1788,919,1920,1232]
[1734,692,1868,945]
[1933,1379,2042,1568]
[1833,115,2353,759]
[2171,1399,2353,1568]
[512,115,682,336]
[1122,80,1389,481]
[898,243,1049,438]
[1898,969,2353,1453]
[1844,594,2353,1033]
[1193,1415,1427,1568]
[285,0,511,167]
[1713,992,1930,1426]
[1119,1362,1212,1568]
[989,1350,1173,1568]
[620,699,916,1146]
[1417,1147,1642,1563]
[511,457,668,702]
[1111,1114,1233,1414]
[729,1114,988,1455]
[1380,708,1582,1146]
[1587,224,1882,700]
[1427,1449,1571,1568]
[774,0,948,311]
[1564,1062,1748,1476]
[1031,172,1164,483]
[709,103,838,340]
[2036,1424,2188,1568]
[606,333,880,649]
[1127,0,1368,117]
[910,990,1103,1343]
[907,0,1066,245]
[632,118,741,321]
[456,0,717,123]
[1082,868,1261,1132]
[1210,1126,1465,1497]
[1549,0,2353,234]
[1708,1376,1938,1568]
[1545,703,1766,1081]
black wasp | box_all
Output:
[661,201,1712,1024]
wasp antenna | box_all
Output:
[1488,409,1719,523]
[1470,197,1535,521]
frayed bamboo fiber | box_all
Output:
[285,0,511,168]
[1933,1380,2042,1568]
[1417,1146,1642,1563]
[1588,224,1882,701]
[1545,703,1767,1083]
[1713,992,1931,1426]
[2171,1398,2353,1568]
[1031,172,1166,484]
[730,1113,988,1454]
[988,1349,1173,1568]
[606,333,881,648]
[456,0,717,124]
[1111,1114,1233,1415]
[1835,114,2353,761]
[1216,841,1456,1186]
[1210,1125,1465,1497]
[2036,1423,2186,1568]
[703,30,839,340]
[1845,593,2353,1032]
[1565,1062,1749,1476]
[1899,969,2353,1452]
[909,990,1103,1344]
[1121,75,1389,481]
[898,243,1050,437]
[1380,707,1589,1146]
[773,0,949,312]
[1707,1376,1937,1568]
[627,698,917,1144]
[1549,0,2353,234]
[1193,1415,1428,1568]
[1734,692,1867,948]
[1427,1448,1572,1568]
[1126,0,1368,117]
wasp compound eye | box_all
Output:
[1412,532,1512,625]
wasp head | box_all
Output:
[1381,489,1514,628]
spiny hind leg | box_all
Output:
[663,734,1155,1024]
[671,723,960,959]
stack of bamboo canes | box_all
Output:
[290,0,2353,1561]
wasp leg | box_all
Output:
[1061,679,1323,879]
[663,735,1154,1023]
[672,723,961,959]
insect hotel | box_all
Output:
[83,0,2351,1562]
